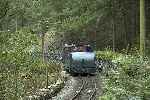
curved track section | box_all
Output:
[51,74,102,100]
[71,76,97,100]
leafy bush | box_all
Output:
[96,50,119,61]
[0,29,62,100]
[98,50,150,100]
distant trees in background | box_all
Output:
[0,0,149,55]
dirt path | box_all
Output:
[50,73,102,100]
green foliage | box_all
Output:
[0,28,39,66]
[0,0,149,99]
[99,93,116,100]
[0,29,39,99]
[52,0,104,32]
[98,50,150,100]
[96,50,119,61]
[0,28,62,99]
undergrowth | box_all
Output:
[97,49,150,100]
[0,29,63,100]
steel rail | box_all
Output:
[88,83,97,100]
[71,79,86,100]
[71,76,97,100]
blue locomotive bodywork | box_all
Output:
[63,52,97,74]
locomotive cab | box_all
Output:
[63,44,97,74]
[69,52,96,74]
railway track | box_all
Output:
[71,76,97,100]
[51,74,101,100]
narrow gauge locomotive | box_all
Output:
[62,44,97,75]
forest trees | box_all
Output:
[0,0,150,99]
[0,0,9,30]
[0,0,149,55]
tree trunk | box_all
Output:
[112,18,115,52]
[140,0,146,56]
[16,16,18,32]
[112,0,116,51]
